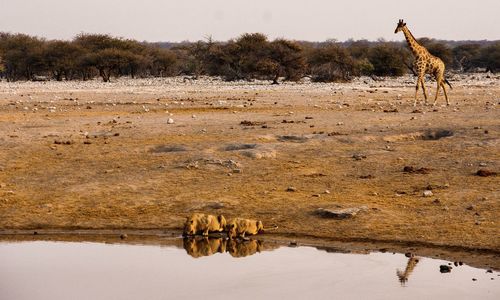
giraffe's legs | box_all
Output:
[414,81,419,107]
[420,77,428,104]
[433,81,441,106]
[414,76,423,106]
[441,82,449,106]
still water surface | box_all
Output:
[0,239,498,300]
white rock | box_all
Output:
[167,118,174,124]
[423,190,433,197]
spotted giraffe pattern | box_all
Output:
[395,19,450,106]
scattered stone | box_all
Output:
[476,169,497,177]
[466,205,474,210]
[150,145,187,153]
[312,194,321,198]
[54,139,73,145]
[205,202,225,209]
[240,120,265,126]
[440,265,452,273]
[327,131,347,136]
[289,241,298,247]
[241,147,277,159]
[403,166,432,174]
[383,108,398,113]
[472,278,477,281]
[487,269,493,273]
[352,153,367,160]
[359,174,374,179]
[315,207,366,219]
[432,199,441,204]
[405,252,413,258]
[120,234,128,239]
[232,169,242,173]
[83,141,92,145]
[33,231,38,235]
[167,118,174,124]
[286,186,296,192]
[423,190,433,197]
[324,190,331,194]
[278,135,309,143]
[223,143,257,151]
[422,130,454,140]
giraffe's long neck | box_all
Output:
[402,26,426,58]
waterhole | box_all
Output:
[0,238,497,300]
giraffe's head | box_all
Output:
[394,19,406,34]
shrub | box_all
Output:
[367,44,407,76]
[0,33,47,81]
[308,44,358,82]
[452,43,481,71]
[44,40,85,80]
[477,42,500,72]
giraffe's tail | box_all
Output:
[444,78,452,89]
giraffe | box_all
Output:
[396,256,420,286]
[394,19,452,106]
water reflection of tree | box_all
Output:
[183,237,270,258]
[396,256,420,286]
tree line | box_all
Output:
[0,32,498,83]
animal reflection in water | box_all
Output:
[396,256,420,286]
[183,237,265,258]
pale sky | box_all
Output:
[1,0,498,42]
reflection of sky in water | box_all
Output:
[0,241,498,300]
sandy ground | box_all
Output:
[0,74,498,261]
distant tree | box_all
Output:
[44,40,85,80]
[0,33,47,80]
[90,48,136,82]
[234,33,270,79]
[0,55,4,74]
[477,42,500,72]
[367,44,407,76]
[308,43,357,82]
[267,39,307,83]
[452,43,481,72]
[347,39,371,60]
[150,48,178,77]
[74,53,97,81]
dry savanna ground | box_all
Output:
[0,75,498,261]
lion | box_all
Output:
[227,238,263,258]
[183,213,227,236]
[183,237,227,258]
[226,218,265,239]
